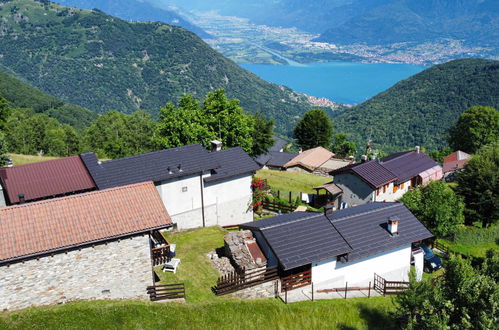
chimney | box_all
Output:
[361,155,367,163]
[177,164,183,172]
[18,193,25,204]
[167,166,173,175]
[324,204,333,215]
[387,216,399,236]
[211,140,222,152]
[415,146,420,154]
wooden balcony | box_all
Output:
[152,244,171,266]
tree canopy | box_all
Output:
[154,90,272,155]
[396,254,499,329]
[331,133,356,157]
[456,142,499,227]
[401,180,464,237]
[293,108,333,150]
[448,106,499,154]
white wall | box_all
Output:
[155,172,253,229]
[372,180,411,202]
[312,244,412,287]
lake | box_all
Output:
[240,62,425,105]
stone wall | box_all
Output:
[0,235,152,311]
[230,280,280,299]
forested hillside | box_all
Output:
[55,0,211,38]
[0,0,311,134]
[334,59,499,152]
[0,70,97,129]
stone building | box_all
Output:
[0,182,172,311]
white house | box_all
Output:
[81,143,260,229]
[327,147,443,209]
[241,203,433,288]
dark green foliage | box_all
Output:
[456,143,499,227]
[428,147,452,164]
[250,112,274,157]
[0,96,12,130]
[448,106,499,154]
[0,132,9,166]
[396,256,499,329]
[0,0,311,135]
[401,180,464,237]
[154,90,254,154]
[0,70,97,129]
[82,110,156,159]
[5,109,80,156]
[334,59,499,152]
[331,133,356,157]
[294,108,333,150]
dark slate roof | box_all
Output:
[380,151,439,184]
[254,151,298,168]
[242,212,352,270]
[330,150,439,188]
[204,147,260,183]
[0,156,96,204]
[331,203,433,261]
[269,137,288,152]
[241,202,433,270]
[81,144,220,190]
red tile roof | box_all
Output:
[0,156,96,204]
[0,182,172,263]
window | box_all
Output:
[383,185,387,193]
[393,185,398,193]
[376,188,380,196]
[182,186,188,192]
[401,183,405,189]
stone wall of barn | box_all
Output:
[0,235,152,311]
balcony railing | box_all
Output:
[152,244,171,266]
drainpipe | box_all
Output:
[199,172,206,227]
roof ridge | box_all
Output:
[0,181,154,212]
[331,203,401,223]
[101,143,203,165]
[260,212,323,230]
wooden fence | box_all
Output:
[373,273,409,296]
[151,245,171,266]
[281,269,312,292]
[147,283,185,301]
[262,201,296,214]
[213,266,279,296]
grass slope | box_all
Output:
[0,70,97,129]
[255,169,330,194]
[334,58,499,152]
[438,224,499,258]
[8,153,59,166]
[0,0,312,134]
[0,298,397,329]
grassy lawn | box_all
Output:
[8,153,59,166]
[438,224,498,258]
[255,169,330,194]
[0,227,399,329]
[0,297,397,329]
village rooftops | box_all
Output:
[330,150,441,188]
[0,156,96,204]
[81,144,259,189]
[0,181,172,265]
[254,151,298,168]
[241,203,433,270]
[443,150,471,173]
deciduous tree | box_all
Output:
[448,106,499,154]
[331,133,356,157]
[250,112,274,157]
[401,180,464,237]
[456,142,499,227]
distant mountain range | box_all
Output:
[334,58,499,152]
[55,0,211,38]
[0,69,97,129]
[0,0,313,134]
[152,0,498,50]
